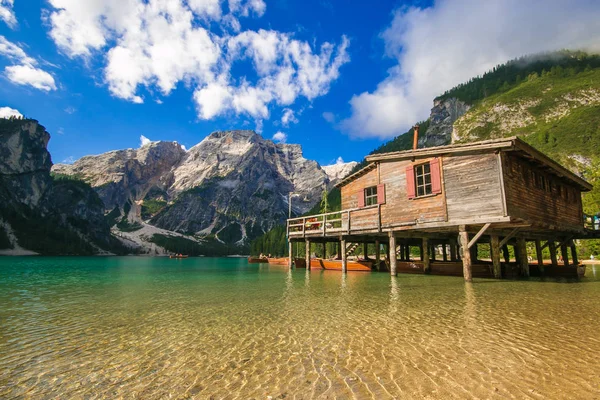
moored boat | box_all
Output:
[169,255,189,259]
[248,257,269,263]
[267,257,288,265]
[294,258,373,271]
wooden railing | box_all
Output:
[287,204,382,237]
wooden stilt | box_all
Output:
[449,239,457,262]
[570,240,579,266]
[549,241,558,267]
[561,243,570,266]
[502,244,510,263]
[363,242,368,260]
[459,226,472,282]
[288,240,294,269]
[430,244,436,261]
[305,239,311,271]
[389,233,397,276]
[442,243,448,262]
[535,240,544,275]
[375,239,381,271]
[341,238,347,273]
[491,235,501,279]
[323,242,327,259]
[470,244,478,263]
[422,237,430,274]
[516,237,529,277]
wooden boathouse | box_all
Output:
[287,134,596,281]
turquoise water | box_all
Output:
[1,257,600,399]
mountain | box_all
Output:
[0,118,126,255]
[53,130,350,254]
[322,161,358,182]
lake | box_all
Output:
[1,257,600,399]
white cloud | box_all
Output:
[5,65,57,91]
[0,106,22,119]
[341,0,600,139]
[272,131,287,143]
[180,144,187,151]
[57,127,64,135]
[64,106,76,114]
[0,36,57,91]
[322,111,335,123]
[335,156,344,165]
[281,108,298,126]
[140,135,152,147]
[45,1,349,122]
[62,156,77,164]
[0,0,16,28]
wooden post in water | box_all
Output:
[490,235,502,279]
[449,239,457,262]
[389,233,397,276]
[341,238,347,273]
[561,243,570,266]
[470,244,478,263]
[288,240,294,269]
[516,237,529,277]
[535,240,544,275]
[363,242,368,260]
[502,244,510,263]
[305,238,311,271]
[375,239,381,271]
[459,226,472,282]
[570,240,579,266]
[549,241,558,267]
[422,237,430,274]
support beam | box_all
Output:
[305,239,311,271]
[516,237,529,277]
[449,239,457,262]
[561,243,570,266]
[363,242,368,260]
[389,233,397,276]
[499,228,520,248]
[502,245,510,263]
[422,237,430,274]
[323,242,327,259]
[470,244,478,263]
[570,240,579,266]
[491,235,502,279]
[467,223,491,249]
[535,240,544,275]
[341,239,347,273]
[549,241,558,267]
[375,240,381,271]
[288,240,294,269]
[442,243,448,262]
[459,226,472,282]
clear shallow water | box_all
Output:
[1,257,600,399]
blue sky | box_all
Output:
[1,0,600,167]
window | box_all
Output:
[406,158,442,200]
[365,186,378,206]
[414,163,432,197]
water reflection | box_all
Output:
[1,257,600,399]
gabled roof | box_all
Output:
[336,136,592,191]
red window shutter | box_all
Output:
[406,165,416,199]
[377,184,386,204]
[357,189,365,208]
[430,158,442,194]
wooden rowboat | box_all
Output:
[169,255,189,259]
[267,257,288,265]
[248,257,269,264]
[294,258,373,271]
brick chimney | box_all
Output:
[412,125,420,150]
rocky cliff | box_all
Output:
[0,118,124,255]
[419,98,470,147]
[52,130,351,250]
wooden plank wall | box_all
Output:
[444,153,505,221]
[502,152,583,231]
